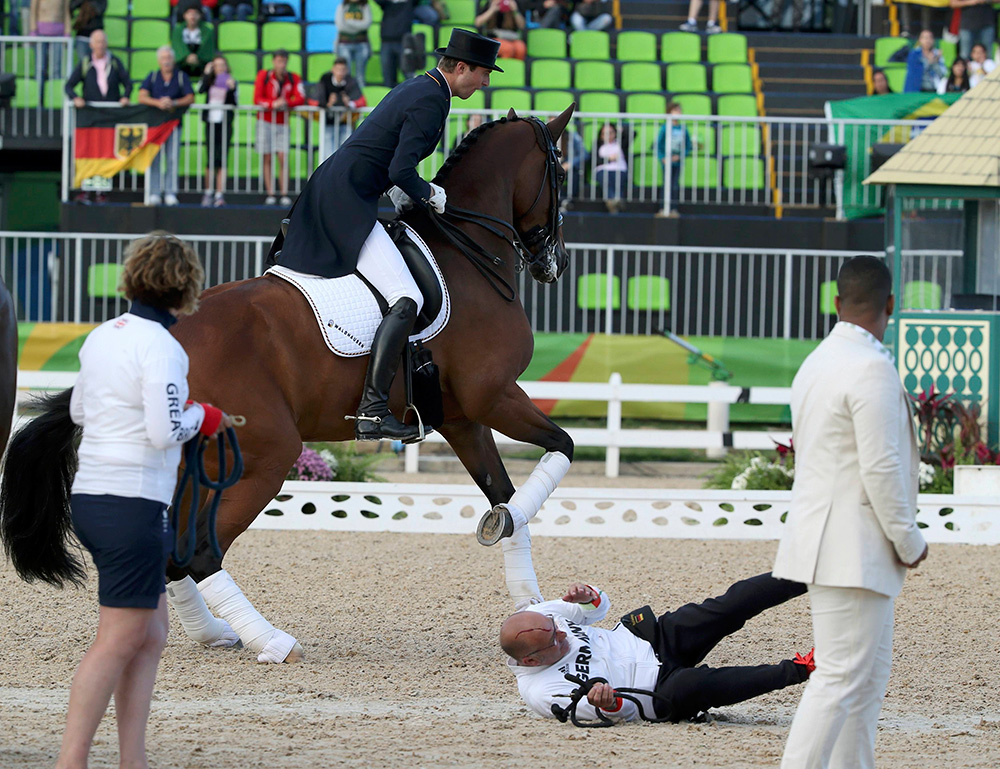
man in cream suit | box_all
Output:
[774,255,928,769]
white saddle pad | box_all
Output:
[265,223,450,358]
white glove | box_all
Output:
[387,185,413,214]
[427,182,447,214]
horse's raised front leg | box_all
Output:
[468,383,574,548]
[440,420,542,608]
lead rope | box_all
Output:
[551,674,678,728]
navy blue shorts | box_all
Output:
[70,494,172,609]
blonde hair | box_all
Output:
[120,231,204,315]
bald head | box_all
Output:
[89,29,107,58]
[500,611,568,666]
[835,255,893,333]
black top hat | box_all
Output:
[435,28,504,73]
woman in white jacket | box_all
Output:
[0,232,231,769]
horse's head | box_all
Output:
[509,104,575,284]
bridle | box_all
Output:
[427,115,566,302]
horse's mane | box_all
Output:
[433,116,522,185]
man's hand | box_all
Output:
[427,182,447,213]
[562,583,599,604]
[586,682,619,711]
[273,96,287,109]
[158,96,173,110]
[119,97,129,106]
[73,96,86,108]
[903,543,929,569]
[186,53,198,66]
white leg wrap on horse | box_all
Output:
[502,525,542,610]
[166,576,241,648]
[197,569,298,662]
[506,451,571,531]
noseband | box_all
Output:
[427,115,566,301]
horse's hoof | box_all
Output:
[476,504,514,546]
[284,642,305,663]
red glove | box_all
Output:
[190,401,223,436]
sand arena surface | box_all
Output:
[1,532,998,768]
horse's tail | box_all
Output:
[0,388,86,587]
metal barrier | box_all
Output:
[0,34,74,145]
[0,230,960,337]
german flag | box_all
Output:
[73,105,184,188]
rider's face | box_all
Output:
[453,63,491,99]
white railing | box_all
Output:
[0,35,74,144]
[0,231,960,338]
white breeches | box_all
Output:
[357,222,423,313]
[780,584,895,769]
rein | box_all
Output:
[426,116,564,302]
[550,674,678,728]
[170,426,244,568]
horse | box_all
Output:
[0,281,16,451]
[0,105,577,663]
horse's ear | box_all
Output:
[546,102,576,142]
[507,107,517,120]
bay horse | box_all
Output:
[0,106,578,663]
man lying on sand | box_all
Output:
[501,573,814,723]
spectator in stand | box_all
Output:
[199,54,237,207]
[904,29,947,92]
[253,49,305,206]
[968,42,996,87]
[871,68,894,94]
[559,127,586,203]
[415,0,447,27]
[65,28,130,204]
[451,112,484,152]
[70,0,106,61]
[172,1,216,78]
[938,56,970,92]
[680,0,720,33]
[523,0,570,28]
[951,0,996,60]
[771,0,805,32]
[30,0,71,96]
[318,56,366,159]
[375,0,417,87]
[570,0,612,30]
[336,0,373,88]
[655,101,691,214]
[217,0,252,21]
[138,46,195,206]
[170,0,216,22]
[897,0,949,38]
[594,121,628,214]
[475,0,527,60]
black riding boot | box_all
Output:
[354,297,421,442]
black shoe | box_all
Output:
[476,504,515,546]
[354,298,421,442]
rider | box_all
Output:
[270,29,502,443]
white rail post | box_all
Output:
[606,372,622,478]
[404,442,419,473]
[783,250,793,340]
[706,380,730,460]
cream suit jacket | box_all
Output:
[773,323,927,598]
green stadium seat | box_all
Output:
[105,0,128,17]
[490,58,526,87]
[625,93,667,115]
[88,264,125,299]
[446,90,485,138]
[363,85,391,106]
[412,22,435,48]
[438,25,476,47]
[228,144,260,179]
[418,151,445,179]
[712,63,754,93]
[616,30,657,62]
[683,119,716,156]
[530,59,571,89]
[43,80,65,108]
[370,2,383,21]
[883,64,906,92]
[489,88,532,112]
[672,93,712,116]
[307,53,330,82]
[627,276,671,310]
[903,281,943,310]
[3,46,35,76]
[262,52,303,76]
[666,62,707,92]
[534,89,574,113]
[723,157,766,190]
[720,123,761,156]
[12,85,39,109]
[527,28,568,59]
[218,21,258,51]
[707,33,748,63]
[577,274,620,310]
[228,52,261,83]
[447,0,477,25]
[631,119,663,151]
[129,49,159,80]
[621,62,663,92]
[102,17,128,49]
[369,22,382,52]
[578,91,620,113]
[574,60,615,90]
[682,155,719,188]
[365,56,383,85]
[819,280,837,314]
[461,90,486,110]
[716,94,757,116]
[874,36,909,68]
[262,22,303,51]
[569,30,610,60]
[634,155,665,189]
[131,0,169,17]
[661,31,701,63]
[130,19,170,48]
[289,149,311,180]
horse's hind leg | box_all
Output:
[439,419,543,608]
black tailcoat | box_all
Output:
[274,69,451,278]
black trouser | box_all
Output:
[649,573,808,721]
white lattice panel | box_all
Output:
[249,483,1000,545]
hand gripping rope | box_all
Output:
[550,674,677,728]
[170,417,245,568]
